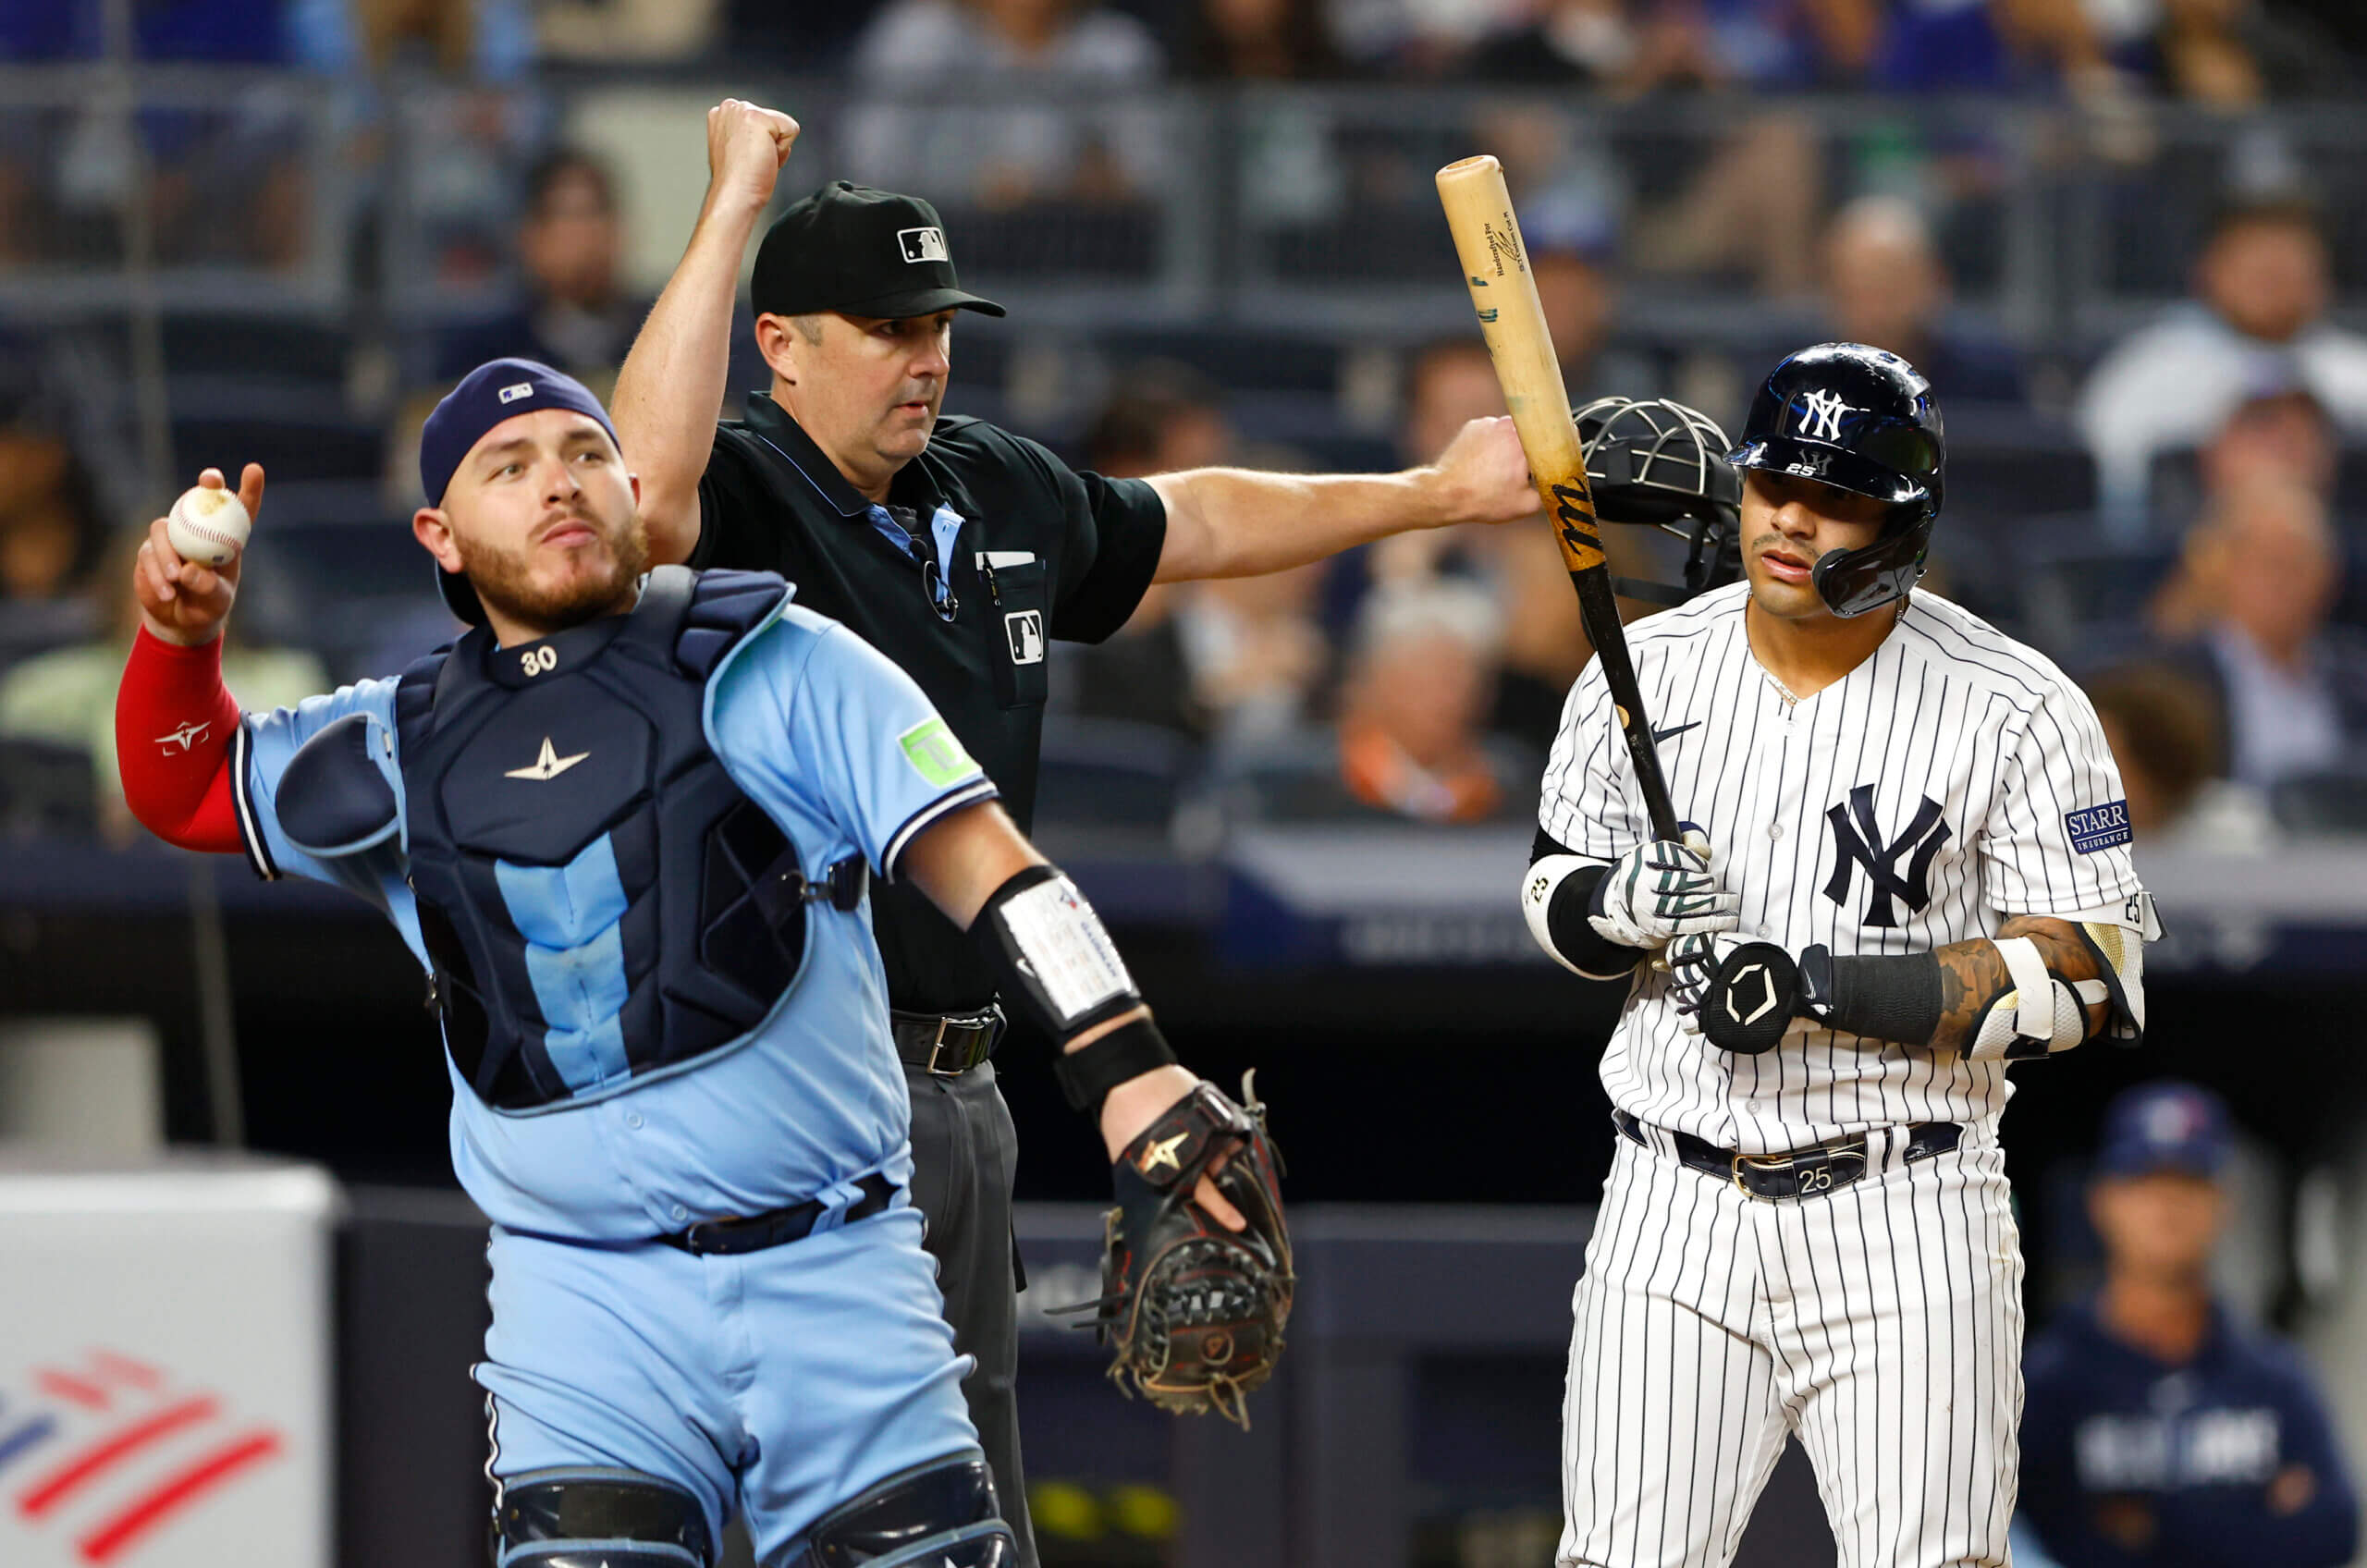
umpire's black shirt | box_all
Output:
[690,392,1167,1013]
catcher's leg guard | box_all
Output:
[491,1468,714,1568]
[800,1456,1015,1568]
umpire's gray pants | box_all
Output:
[905,1060,1036,1568]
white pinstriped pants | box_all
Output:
[1558,1121,2024,1568]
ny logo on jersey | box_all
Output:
[1798,389,1851,442]
[1822,784,1952,928]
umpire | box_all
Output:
[612,100,1538,1563]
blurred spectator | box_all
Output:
[1627,109,1823,297]
[1335,580,1525,822]
[1346,338,1504,600]
[1461,0,1640,86]
[1062,364,1235,738]
[1184,0,1344,77]
[2079,196,2367,528]
[2115,0,2354,104]
[0,425,108,665]
[848,0,1166,207]
[434,149,644,394]
[1480,523,1593,753]
[2147,384,2340,549]
[535,0,721,63]
[2018,1081,2359,1568]
[2158,475,2367,789]
[1819,195,2024,404]
[2085,661,2275,852]
[1461,0,1882,89]
[0,533,325,842]
[1520,193,1662,403]
[1873,0,2110,92]
[2198,385,2337,502]
[335,0,533,77]
[717,0,875,64]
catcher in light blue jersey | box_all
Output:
[116,360,1283,1568]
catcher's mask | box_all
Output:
[1724,341,1946,619]
[1574,396,1743,607]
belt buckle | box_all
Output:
[1732,1150,1796,1197]
[924,1018,970,1077]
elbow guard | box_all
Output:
[1965,937,2104,1060]
[1968,896,2160,1060]
[974,864,1176,1111]
[1521,854,1648,981]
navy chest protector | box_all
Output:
[358,567,863,1113]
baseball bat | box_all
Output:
[1434,154,1682,845]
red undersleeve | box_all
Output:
[116,628,243,853]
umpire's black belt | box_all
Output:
[658,1173,895,1256]
[1614,1109,1962,1201]
[892,1005,1004,1077]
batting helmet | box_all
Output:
[1726,342,1945,619]
[1576,396,1743,607]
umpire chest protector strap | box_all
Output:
[394,567,839,1113]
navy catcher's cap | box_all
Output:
[2096,1080,2231,1180]
[751,182,1005,321]
[419,358,621,626]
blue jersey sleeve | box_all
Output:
[706,609,998,880]
[233,677,408,913]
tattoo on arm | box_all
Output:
[1928,915,2108,1053]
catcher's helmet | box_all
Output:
[1726,342,1945,619]
[1575,396,1742,607]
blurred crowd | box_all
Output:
[3,0,2358,99]
[2,0,2367,852]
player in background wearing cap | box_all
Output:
[2017,1082,2360,1568]
[608,101,1540,1560]
[111,361,1260,1568]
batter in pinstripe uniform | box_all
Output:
[1522,346,2162,1568]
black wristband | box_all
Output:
[1551,864,1649,978]
[1051,1015,1179,1114]
[1798,946,1945,1045]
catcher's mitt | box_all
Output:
[1063,1072,1293,1427]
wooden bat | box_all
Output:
[1435,153,1682,844]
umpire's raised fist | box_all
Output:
[706,100,800,213]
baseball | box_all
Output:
[166,484,251,568]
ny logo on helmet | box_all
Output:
[1799,389,1852,442]
[1823,784,1951,928]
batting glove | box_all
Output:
[1665,933,1809,1056]
[1588,834,1740,952]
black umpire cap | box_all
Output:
[752,182,1006,321]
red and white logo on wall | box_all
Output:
[2,1351,286,1565]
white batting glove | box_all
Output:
[1588,834,1740,952]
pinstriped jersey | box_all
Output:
[1539,580,2146,1154]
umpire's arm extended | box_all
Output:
[611,99,1541,580]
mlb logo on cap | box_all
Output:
[498,382,534,404]
[899,227,950,264]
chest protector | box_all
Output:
[395,568,854,1114]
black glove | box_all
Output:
[1665,935,1805,1055]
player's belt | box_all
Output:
[658,1173,897,1256]
[893,1005,1005,1076]
[1613,1109,1963,1201]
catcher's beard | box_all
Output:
[460,513,651,634]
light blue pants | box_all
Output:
[477,1205,981,1565]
